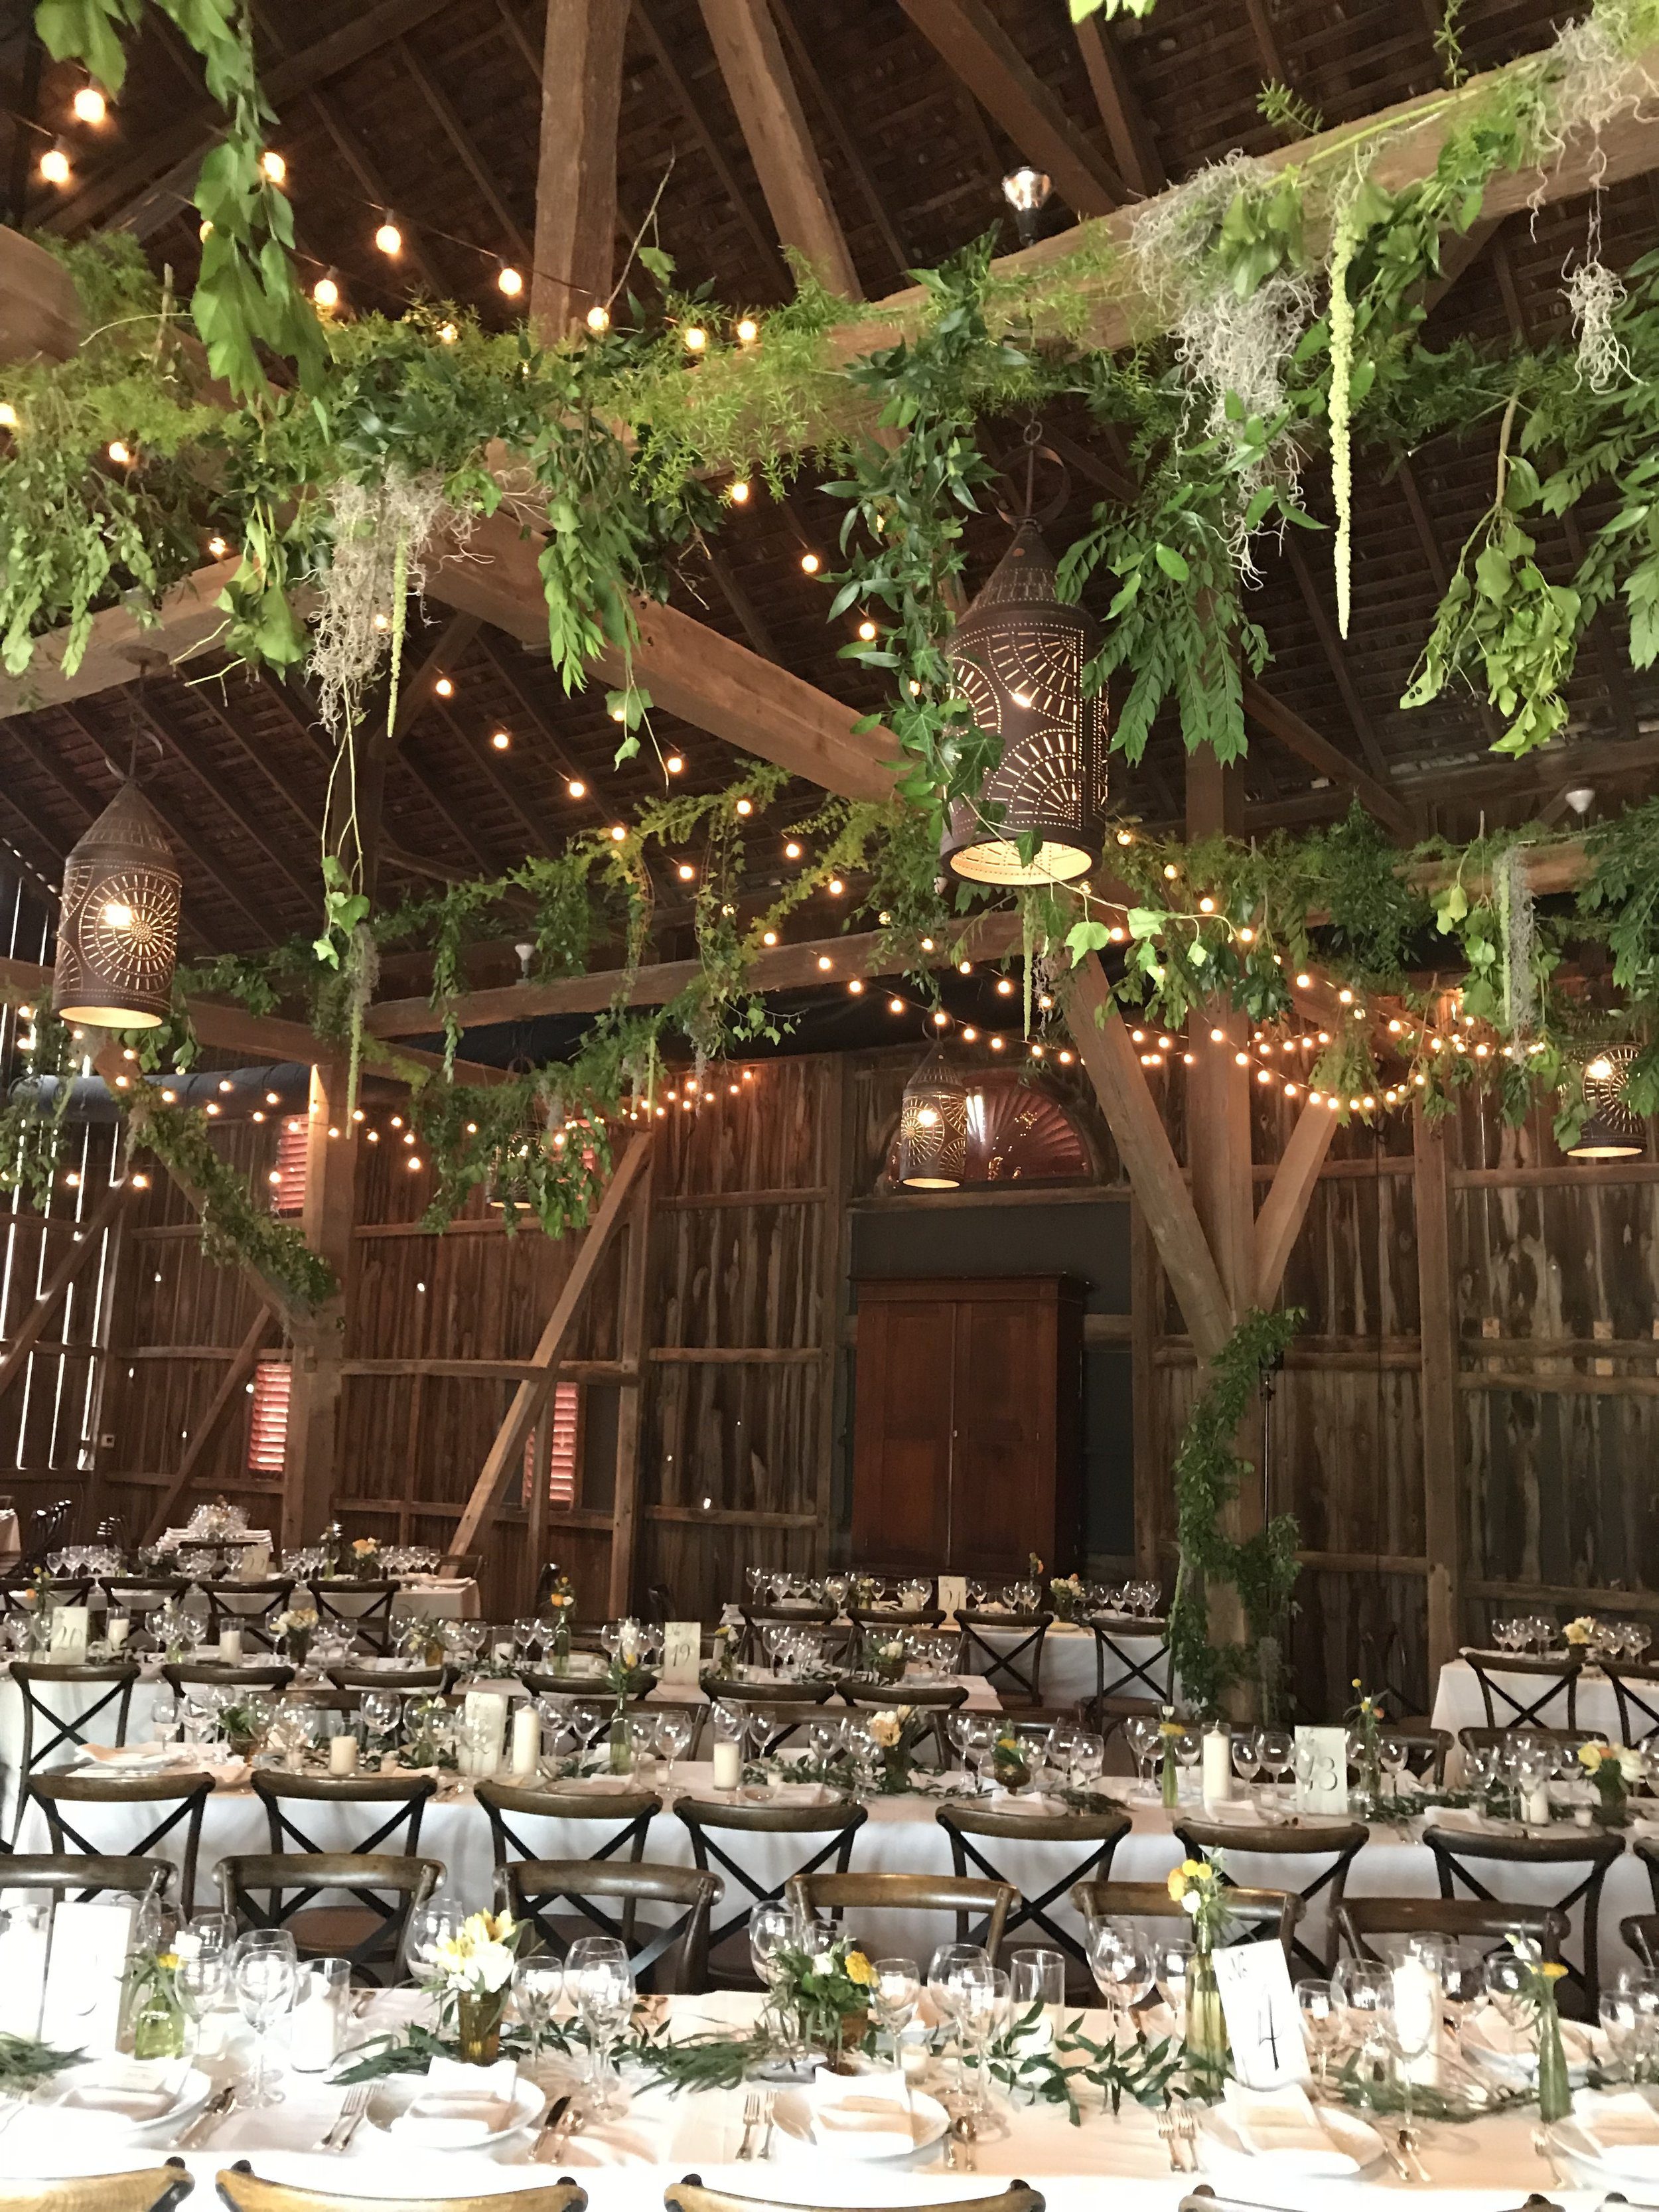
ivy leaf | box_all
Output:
[1066,920,1111,958]
[636,246,674,284]
[1126,908,1165,940]
[1153,543,1190,582]
[34,0,138,91]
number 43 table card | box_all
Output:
[1212,1942,1311,2090]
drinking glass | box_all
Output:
[1435,1942,1485,2065]
[571,1702,609,1761]
[1173,1726,1202,1795]
[1603,1988,1644,2082]
[1297,1978,1339,2083]
[175,1947,228,2057]
[867,1954,920,2068]
[403,1896,465,1984]
[1483,1951,1534,2034]
[514,1953,564,2070]
[360,1690,400,1757]
[1333,1958,1394,2074]
[1086,1923,1155,2039]
[954,1962,1011,2136]
[1007,1947,1065,2034]
[1151,1937,1193,2018]
[1068,1731,1105,1793]
[1258,1729,1295,1802]
[570,1947,634,2118]
[927,1942,987,2092]
[150,1688,179,1747]
[1125,1714,1162,1799]
[1232,1729,1262,1794]
[234,1935,298,2107]
[656,1708,694,1788]
[1378,1734,1410,1806]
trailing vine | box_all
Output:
[1168,1307,1306,1719]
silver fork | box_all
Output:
[1176,2102,1199,2172]
[1157,2106,1184,2172]
[757,2089,776,2160]
[735,2089,763,2160]
[317,2085,370,2153]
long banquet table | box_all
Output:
[0,1981,1626,2209]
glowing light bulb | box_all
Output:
[106,439,131,465]
[762,930,778,946]
[586,303,611,333]
[730,479,751,504]
[567,779,585,800]
[438,321,458,344]
[848,978,864,995]
[39,147,70,184]
[817,956,831,972]
[497,265,524,296]
[0,404,17,430]
[784,841,802,860]
[828,878,844,896]
[735,798,753,816]
[1295,972,1311,988]
[682,324,708,352]
[677,863,695,881]
[313,275,340,309]
[374,220,403,256]
[666,755,684,774]
[208,535,228,557]
[260,149,287,184]
[435,676,453,698]
[857,618,877,642]
[72,86,107,125]
[102,899,133,930]
[609,824,626,842]
[490,729,510,750]
[916,1105,939,1128]
[889,998,904,1015]
[800,552,820,574]
[1198,896,1214,913]
[736,317,759,344]
[1163,863,1179,881]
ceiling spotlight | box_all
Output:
[1001,165,1052,244]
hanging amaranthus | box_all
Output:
[1327,198,1361,638]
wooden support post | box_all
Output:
[1129,1197,1162,1580]
[281,1063,357,1550]
[525,1406,551,1612]
[1414,1104,1463,1676]
[453,1136,654,1560]
[530,0,628,338]
[1254,1100,1338,1310]
[0,1180,127,1406]
[607,1154,656,1616]
[143,1311,276,1542]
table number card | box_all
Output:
[1212,1941,1309,2089]
[48,1605,89,1660]
[40,1899,135,2053]
[1294,1724,1350,1814]
[937,1575,967,1625]
[662,1621,702,1685]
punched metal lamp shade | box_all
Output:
[1568,1045,1646,1161]
[899,1049,970,1189]
[488,1140,536,1210]
[53,781,181,1028]
[940,519,1108,886]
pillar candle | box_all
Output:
[1201,1726,1232,1809]
[511,1700,540,1777]
[219,1627,242,1664]
[106,1617,129,1649]
[712,1739,741,1790]
[328,1732,358,1775]
[1524,1783,1551,1827]
[1391,1956,1441,2083]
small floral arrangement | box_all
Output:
[271,1605,319,1662]
[350,1536,380,1571]
[869,1631,907,1684]
[1579,1740,1645,1824]
[1159,1706,1185,1807]
[1166,1856,1231,1945]
[1507,1935,1572,2121]
[1167,1857,1232,2090]
[1346,1677,1388,1812]
[1049,1572,1084,1622]
[991,1726,1031,1792]
[772,1927,875,2064]
[123,1945,186,2059]
[710,1622,737,1678]
[865,1705,914,1792]
[219,1695,271,1757]
[1565,1615,1598,1648]
[421,1909,526,2066]
[1028,1552,1045,1578]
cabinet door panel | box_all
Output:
[949,1295,1056,1578]
[851,1297,954,1570]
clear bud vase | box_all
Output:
[1184,1943,1230,2098]
[609,1702,634,1775]
[1161,1741,1179,1808]
[552,1613,571,1674]
[1536,1989,1571,2122]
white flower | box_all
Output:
[1617,1746,1646,1784]
[1181,1891,1202,1917]
[867,1710,904,1749]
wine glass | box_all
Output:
[234,1934,298,2106]
[954,1962,1011,2137]
[1258,1728,1295,1803]
[514,1953,564,2072]
[403,1895,465,1983]
[360,1689,400,1758]
[569,1944,634,2118]
[1068,1730,1105,1793]
[1125,1714,1162,1799]
[927,1941,985,2093]
[1173,1725,1202,1797]
[1232,1728,1262,1797]
[655,1708,694,1789]
[150,1688,180,1747]
[570,1702,609,1763]
[872,1956,921,2069]
[1086,1922,1155,2040]
[1333,1958,1394,2077]
[1298,1978,1340,2083]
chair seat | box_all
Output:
[285,1904,388,1957]
[705,1931,765,1988]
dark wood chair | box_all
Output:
[476,1779,664,1872]
[327,1663,455,1694]
[938,1801,1131,1991]
[739,1604,835,1667]
[1623,1913,1659,1971]
[217,1850,443,1983]
[1338,1896,1569,1963]
[1459,1648,1582,1730]
[664,2179,1039,2212]
[250,1771,437,1970]
[204,1580,295,1654]
[1423,1822,1624,2018]
[0,1852,177,1913]
[1174,1818,1369,1978]
[29,1769,214,1915]
[1072,1878,1303,1962]
[838,1680,966,1763]
[1366,1724,1453,1786]
[8,1660,138,1840]
[701,1678,833,1712]
[310,1579,399,1654]
[955,1609,1053,1708]
[500,1860,721,1994]
[718,1700,838,1757]
[674,1797,867,1985]
[1603,1665,1659,1748]
[789,1869,1016,1958]
[163,1662,294,1696]
[1086,1612,1171,1706]
[217,2173,583,2212]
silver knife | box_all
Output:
[530,2093,572,2162]
[170,2085,236,2150]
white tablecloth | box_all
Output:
[1431,1657,1621,1741]
[0,1980,1629,2209]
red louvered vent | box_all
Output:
[248,1357,291,1473]
[269,1118,308,1217]
[522,1382,579,1508]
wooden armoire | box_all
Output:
[850,1276,1084,1578]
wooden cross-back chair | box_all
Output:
[475,1779,664,1873]
[739,1604,836,1666]
[29,1769,214,1915]
[0,1852,176,1916]
[498,1860,721,1994]
[788,1869,1016,1959]
[217,1851,443,1983]
[1,1578,92,1621]
[1603,1664,1659,1747]
[1459,1649,1582,1730]
[1086,1613,1171,1706]
[309,1580,399,1653]
[252,1769,435,1859]
[1074,1879,1303,1964]
[163,1662,294,1696]
[664,2181,1041,2212]
[955,1609,1052,1707]
[8,1662,138,1840]
[1174,1818,1369,1979]
[204,1580,295,1653]
[1422,1822,1624,2018]
[674,1797,867,1984]
[216,2170,583,2212]
[0,2168,196,2212]
[938,1802,1131,1987]
[1338,1896,1569,1964]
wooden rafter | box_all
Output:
[467,629,619,819]
[632,0,779,271]
[396,37,532,266]
[1279,536,1394,786]
[1254,1100,1337,1309]
[1072,17,1164,198]
[697,0,863,297]
[1241,676,1415,839]
[135,690,317,909]
[451,1134,654,1556]
[0,559,239,718]
[529,0,628,337]
[768,0,912,283]
[0,226,80,364]
[897,0,1126,216]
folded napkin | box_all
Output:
[988,1789,1063,1816]
[82,1743,188,1770]
[1222,2081,1362,2175]
[390,2055,518,2146]
[1465,2004,1597,2065]
[805,2077,917,2157]
[1571,2089,1659,2177]
[51,2059,186,2132]
[558,1774,644,1795]
[766,1781,834,1806]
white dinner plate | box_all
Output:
[1548,2114,1659,2187]
[1196,2100,1390,2179]
[362,2072,545,2146]
[40,2060,212,2137]
[769,2085,948,2161]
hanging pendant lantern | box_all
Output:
[53,780,181,1028]
[899,1047,970,1189]
[940,479,1108,885]
[1567,1043,1646,1161]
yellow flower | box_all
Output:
[1167,1868,1187,1901]
[1579,1743,1603,1771]
[156,1952,179,1972]
[1182,1858,1204,1878]
[844,1950,875,1987]
[1542,1962,1568,1981]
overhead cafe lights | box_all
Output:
[53,781,182,1027]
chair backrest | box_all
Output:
[29,1769,214,1915]
[1086,1614,1171,1707]
[1602,1666,1659,1748]
[790,1869,1017,1957]
[1459,1648,1581,1730]
[1623,1912,1659,1972]
[204,1581,295,1652]
[706,1679,833,1708]
[251,1769,436,1858]
[0,1852,175,1915]
[163,1663,295,1696]
[1368,1724,1453,1785]
[938,1803,1131,1970]
[103,1576,194,1609]
[215,2169,583,2212]
[1458,1726,1607,1756]
[674,1798,867,1956]
[328,1664,455,1694]
[1338,1895,1570,1963]
[311,1580,400,1652]
[216,1851,442,1977]
[1072,1879,1303,1962]
[1421,1822,1624,2017]
[437,1553,482,1579]
[475,1779,663,1871]
[0,2169,195,2212]
[663,2179,1041,2212]
[847,1607,946,1630]
[1174,1819,1368,1978]
[8,1662,139,1836]
[501,1860,721,1994]
[955,1610,1052,1706]
[708,1702,830,1759]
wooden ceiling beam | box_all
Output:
[1241,674,1415,839]
[1072,17,1164,198]
[768,0,912,283]
[135,690,318,909]
[529,0,628,338]
[897,0,1126,216]
[397,37,532,268]
[392,615,480,747]
[0,226,80,364]
[632,0,780,272]
[468,628,620,818]
[697,0,863,297]
[0,559,239,719]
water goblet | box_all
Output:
[1086,1923,1155,2047]
[514,1953,564,2072]
[1173,1724,1202,1797]
[1068,1731,1106,1793]
[872,1956,921,2068]
[1258,1728,1295,1803]
[1232,1728,1262,1797]
[234,1933,297,2107]
[954,1962,1011,2136]
[1125,1714,1163,1800]
[567,1938,633,2118]
[656,1708,693,1789]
